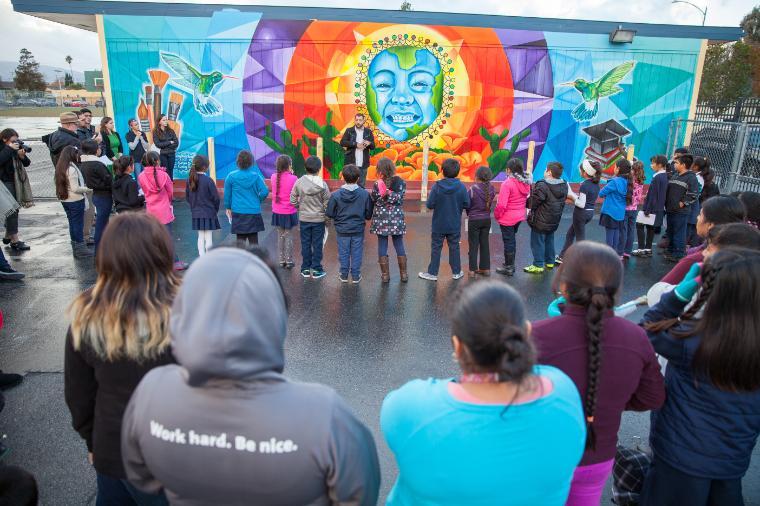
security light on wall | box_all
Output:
[609,26,636,43]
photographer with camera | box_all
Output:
[0,128,32,251]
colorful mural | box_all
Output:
[103,12,702,182]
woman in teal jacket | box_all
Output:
[224,150,270,247]
[599,158,632,254]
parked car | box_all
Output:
[37,97,58,107]
[63,99,88,107]
[95,99,105,107]
[14,98,41,107]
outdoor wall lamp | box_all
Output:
[609,26,637,43]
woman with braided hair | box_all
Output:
[381,281,586,505]
[532,241,665,506]
[640,248,760,506]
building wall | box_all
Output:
[103,12,701,181]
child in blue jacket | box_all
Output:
[224,150,270,247]
[599,158,632,254]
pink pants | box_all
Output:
[565,459,614,506]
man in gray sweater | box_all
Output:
[121,248,380,505]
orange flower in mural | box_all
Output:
[440,132,467,153]
[370,149,399,166]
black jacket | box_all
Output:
[112,174,144,212]
[326,185,373,234]
[185,173,220,220]
[79,157,112,198]
[64,328,175,478]
[665,171,699,214]
[153,128,178,155]
[125,130,148,165]
[42,127,80,166]
[426,177,470,234]
[340,126,375,169]
[0,144,30,184]
[77,125,96,141]
[528,179,568,233]
[102,131,124,160]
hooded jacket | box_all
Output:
[528,177,568,233]
[112,173,144,212]
[138,166,174,224]
[326,184,373,235]
[426,177,470,235]
[121,249,381,505]
[42,127,80,166]
[79,155,112,198]
[494,174,531,227]
[223,167,269,215]
[599,176,629,222]
[290,175,331,223]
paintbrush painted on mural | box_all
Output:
[149,70,170,124]
[159,51,236,117]
[167,91,184,139]
[144,84,154,130]
[137,99,153,144]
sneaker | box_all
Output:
[173,261,189,271]
[279,261,287,267]
[418,272,438,281]
[352,274,362,284]
[311,269,326,279]
[645,249,653,257]
[545,263,555,270]
[0,268,25,281]
[523,265,545,274]
[9,241,30,251]
[632,249,646,257]
[452,271,465,280]
[285,262,295,269]
[338,273,349,283]
[0,372,23,390]
[301,269,312,278]
[555,256,563,264]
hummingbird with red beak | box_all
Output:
[160,51,237,117]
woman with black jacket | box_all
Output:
[152,114,178,180]
[0,128,31,251]
[78,139,113,253]
[112,156,144,213]
[64,212,177,505]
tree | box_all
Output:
[400,1,412,10]
[699,42,752,111]
[64,73,73,87]
[13,48,46,91]
[741,7,760,43]
[65,55,74,80]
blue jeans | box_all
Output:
[92,194,113,253]
[640,456,743,506]
[499,222,521,256]
[427,231,461,276]
[164,223,179,262]
[133,163,144,187]
[618,210,637,255]
[96,472,168,506]
[667,212,688,258]
[160,153,175,180]
[62,199,85,243]
[0,247,10,271]
[377,234,405,257]
[530,229,555,267]
[337,233,364,278]
[300,221,325,271]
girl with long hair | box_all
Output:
[686,156,711,247]
[152,114,178,180]
[736,190,760,228]
[186,154,220,256]
[532,241,665,506]
[224,150,269,248]
[370,156,408,282]
[112,156,144,213]
[641,248,760,506]
[558,159,601,262]
[381,281,586,505]
[99,116,123,162]
[494,157,531,276]
[618,160,645,258]
[55,145,93,258]
[598,158,632,256]
[65,212,177,505]
[270,155,298,268]
[465,165,495,276]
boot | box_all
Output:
[379,256,390,283]
[503,253,516,276]
[72,241,93,258]
[397,255,408,283]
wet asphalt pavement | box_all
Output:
[1,200,758,505]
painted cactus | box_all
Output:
[479,126,531,177]
[261,122,306,176]
[303,110,345,179]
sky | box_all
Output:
[0,0,754,72]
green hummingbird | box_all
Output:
[560,61,636,121]
[160,52,237,117]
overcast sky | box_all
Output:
[0,0,753,71]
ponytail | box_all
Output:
[142,152,161,189]
[188,155,209,193]
[582,287,614,450]
[616,158,633,206]
[275,155,292,204]
[113,155,133,176]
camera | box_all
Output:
[17,140,32,153]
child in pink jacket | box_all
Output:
[138,152,187,270]
[493,158,531,276]
[270,155,299,268]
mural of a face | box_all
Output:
[367,47,443,141]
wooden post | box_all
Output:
[208,137,216,181]
[626,144,635,161]
[421,139,430,202]
[316,137,324,179]
[526,140,536,174]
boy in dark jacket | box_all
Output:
[419,159,470,281]
[664,153,699,261]
[525,162,568,274]
[78,139,113,252]
[634,155,669,257]
[326,164,373,284]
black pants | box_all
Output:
[636,223,657,250]
[160,152,176,180]
[3,181,18,236]
[467,219,491,271]
[237,233,258,248]
[641,456,744,506]
[560,208,593,257]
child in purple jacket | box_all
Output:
[466,166,496,276]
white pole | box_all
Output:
[421,139,429,202]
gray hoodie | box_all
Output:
[121,248,380,505]
[290,174,331,223]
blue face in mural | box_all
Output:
[367,47,442,140]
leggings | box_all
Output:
[636,223,656,250]
[197,230,213,256]
[377,235,406,257]
[277,227,294,263]
[237,233,258,248]
[560,208,593,257]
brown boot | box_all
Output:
[397,255,408,283]
[379,256,390,283]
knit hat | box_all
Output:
[59,112,79,125]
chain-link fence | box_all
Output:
[667,119,760,194]
[22,140,57,200]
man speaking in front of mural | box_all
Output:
[340,113,375,187]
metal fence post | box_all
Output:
[726,124,749,193]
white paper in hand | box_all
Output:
[323,227,329,246]
[575,192,587,209]
[636,211,656,226]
